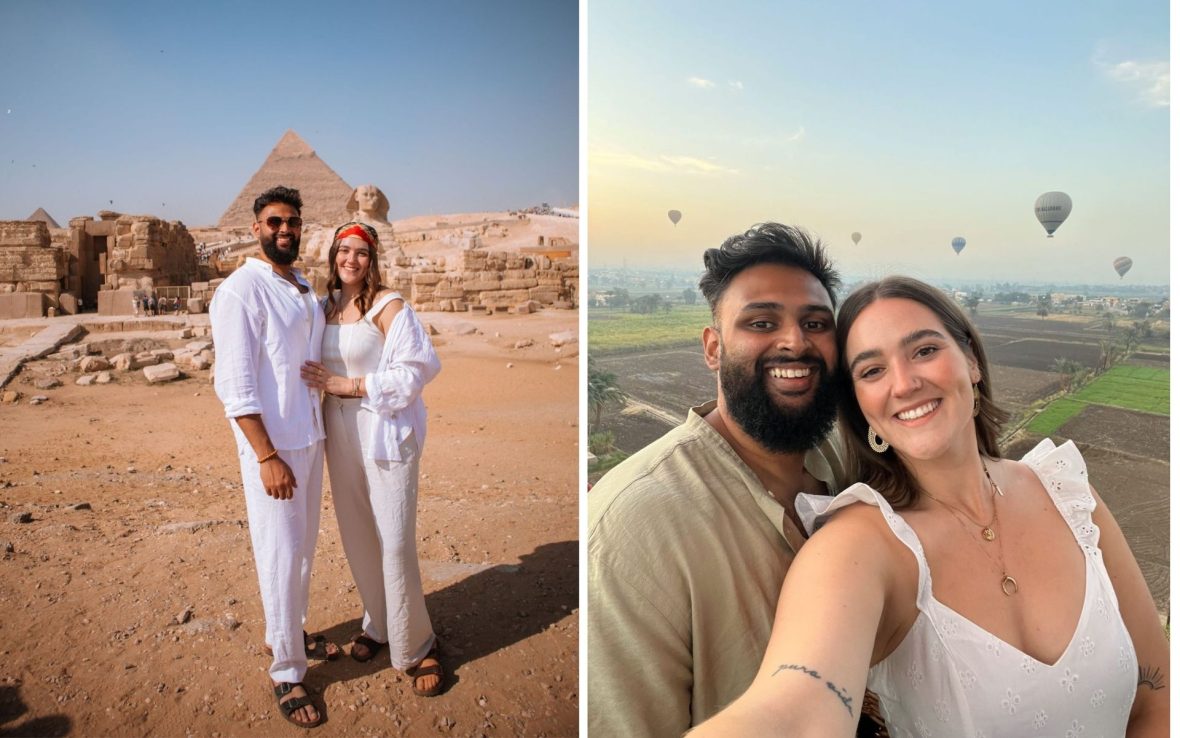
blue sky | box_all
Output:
[588,0,1170,285]
[0,0,577,227]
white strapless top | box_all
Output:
[797,440,1137,738]
[322,296,397,379]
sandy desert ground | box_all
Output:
[0,308,579,737]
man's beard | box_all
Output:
[719,348,839,454]
[261,230,300,266]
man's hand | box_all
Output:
[260,456,298,500]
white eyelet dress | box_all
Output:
[797,440,1137,738]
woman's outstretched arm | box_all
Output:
[689,503,894,738]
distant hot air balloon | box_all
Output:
[951,237,966,255]
[1113,256,1133,279]
[851,232,862,246]
[1034,191,1072,237]
[667,209,682,226]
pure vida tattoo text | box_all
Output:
[1138,665,1166,691]
[772,664,854,717]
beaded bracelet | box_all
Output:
[258,449,279,464]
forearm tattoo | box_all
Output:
[1137,665,1166,691]
[772,664,854,717]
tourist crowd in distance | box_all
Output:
[131,293,186,317]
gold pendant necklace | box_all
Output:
[925,458,1018,596]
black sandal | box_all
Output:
[273,682,324,729]
[264,631,341,661]
[406,640,444,697]
[350,634,388,663]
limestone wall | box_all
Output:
[0,221,66,317]
[104,215,200,290]
[403,249,577,313]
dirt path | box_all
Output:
[0,310,579,737]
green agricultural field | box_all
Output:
[589,304,713,353]
[1026,364,1169,436]
[1026,399,1089,436]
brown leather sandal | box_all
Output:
[273,681,324,729]
[406,640,444,697]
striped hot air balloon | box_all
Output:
[1113,256,1132,279]
[951,237,966,255]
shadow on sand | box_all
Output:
[309,539,578,695]
[0,684,72,738]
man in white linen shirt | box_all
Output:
[210,185,328,728]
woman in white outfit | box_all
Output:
[693,276,1168,737]
[301,221,445,697]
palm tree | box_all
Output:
[1050,357,1083,392]
[589,361,626,432]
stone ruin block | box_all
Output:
[411,272,443,286]
[479,289,531,306]
[501,278,538,290]
[0,221,49,247]
[97,289,137,316]
[0,292,47,319]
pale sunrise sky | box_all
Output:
[588,0,1170,285]
[0,0,577,227]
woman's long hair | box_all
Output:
[325,221,384,319]
[835,276,1009,508]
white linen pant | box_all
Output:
[236,439,324,684]
[324,396,435,669]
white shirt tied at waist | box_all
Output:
[357,293,440,462]
[210,257,326,450]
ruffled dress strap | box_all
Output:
[363,292,405,324]
[797,484,934,606]
[1019,439,1100,551]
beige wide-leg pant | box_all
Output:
[236,439,324,684]
[324,395,435,669]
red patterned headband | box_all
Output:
[336,224,375,247]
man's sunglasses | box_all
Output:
[259,216,303,230]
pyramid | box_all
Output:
[26,207,61,228]
[217,130,353,228]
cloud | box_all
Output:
[728,81,744,92]
[687,77,716,89]
[591,148,738,175]
[1097,57,1169,108]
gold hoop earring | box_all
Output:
[868,427,890,453]
[972,384,981,418]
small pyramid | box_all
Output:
[217,130,353,228]
[26,207,61,228]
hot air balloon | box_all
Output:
[951,237,966,255]
[667,210,682,227]
[1113,256,1133,279]
[1034,191,1072,237]
[851,232,862,245]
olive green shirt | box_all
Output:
[588,401,846,737]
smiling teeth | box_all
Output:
[898,401,939,421]
[769,367,811,379]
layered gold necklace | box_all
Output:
[925,459,1018,596]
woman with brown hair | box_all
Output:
[301,221,445,698]
[693,276,1168,736]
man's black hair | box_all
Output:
[698,223,840,314]
[253,185,303,216]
